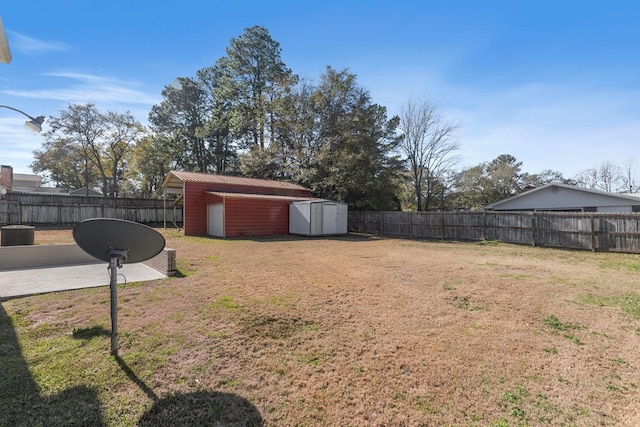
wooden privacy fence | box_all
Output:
[348,211,640,254]
[0,193,183,226]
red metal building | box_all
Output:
[161,171,318,237]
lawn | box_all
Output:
[1,229,640,426]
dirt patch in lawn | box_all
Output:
[3,228,640,426]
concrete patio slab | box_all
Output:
[0,262,166,299]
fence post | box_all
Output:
[482,211,487,241]
[590,214,597,252]
[531,212,537,246]
[441,211,445,240]
[354,211,359,233]
[409,212,413,239]
[380,211,384,236]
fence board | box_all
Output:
[348,211,640,254]
[0,197,182,227]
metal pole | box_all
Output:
[109,257,119,356]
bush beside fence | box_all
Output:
[348,211,640,254]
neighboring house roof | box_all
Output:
[484,183,640,211]
[13,173,42,187]
[69,188,104,197]
[9,186,105,197]
[11,187,67,195]
[162,170,309,192]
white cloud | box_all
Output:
[1,72,162,106]
[0,73,161,173]
[7,31,71,55]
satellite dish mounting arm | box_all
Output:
[108,247,128,267]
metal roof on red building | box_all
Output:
[205,191,322,202]
[162,170,309,192]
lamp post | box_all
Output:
[0,105,45,133]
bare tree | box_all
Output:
[574,160,624,193]
[574,167,599,189]
[399,97,459,211]
[599,161,622,192]
[622,159,639,193]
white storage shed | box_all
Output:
[289,201,348,236]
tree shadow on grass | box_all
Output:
[114,356,263,426]
[138,390,264,427]
[1,301,263,426]
[71,325,111,339]
[0,301,105,427]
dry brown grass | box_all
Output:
[3,228,640,426]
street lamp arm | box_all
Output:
[0,104,45,133]
[0,104,37,120]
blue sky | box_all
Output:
[1,0,639,180]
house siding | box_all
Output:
[183,182,210,235]
[487,185,640,212]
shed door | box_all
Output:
[322,203,339,234]
[207,203,224,237]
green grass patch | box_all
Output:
[581,292,640,319]
[181,235,232,245]
[542,314,585,345]
[488,418,510,427]
[175,259,197,277]
[476,240,501,246]
[598,258,640,272]
[297,350,323,366]
[502,385,529,404]
[212,296,240,311]
[412,395,438,413]
[265,294,297,309]
[498,385,578,425]
[543,314,584,332]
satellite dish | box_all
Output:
[73,218,166,355]
[73,218,165,263]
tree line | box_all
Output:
[30,26,639,211]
